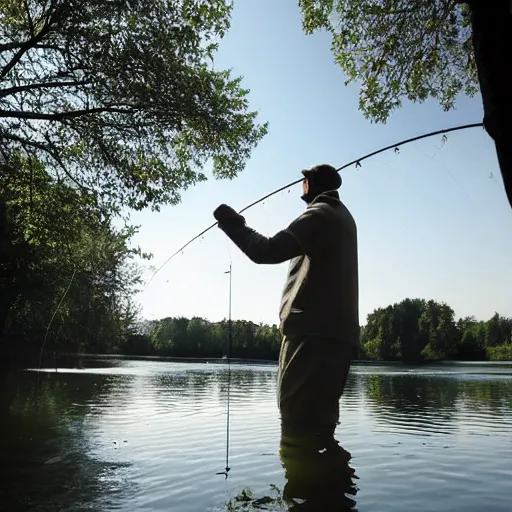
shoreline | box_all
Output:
[60,352,512,367]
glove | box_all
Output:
[213,204,245,224]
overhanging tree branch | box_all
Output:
[0,1,68,80]
[0,0,268,212]
[1,132,56,155]
[1,132,89,193]
[24,0,35,38]
[0,42,25,52]
[0,80,91,98]
[0,26,52,81]
[0,106,138,121]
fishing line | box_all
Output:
[223,231,233,265]
[450,133,506,194]
[37,266,77,385]
[411,142,475,206]
[216,258,233,478]
[144,121,483,476]
[260,201,271,236]
[145,121,483,288]
[489,172,505,192]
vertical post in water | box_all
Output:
[227,263,232,358]
[224,264,232,475]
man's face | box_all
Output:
[302,177,309,196]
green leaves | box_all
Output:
[299,0,335,33]
[225,486,284,511]
[360,298,512,363]
[143,316,281,359]
[0,156,146,351]
[0,0,267,211]
[299,0,478,123]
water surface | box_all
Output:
[2,360,512,511]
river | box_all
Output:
[1,359,512,511]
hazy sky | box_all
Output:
[128,1,512,326]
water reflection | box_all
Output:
[223,432,358,511]
[3,360,512,512]
[361,371,512,437]
[363,373,460,435]
[279,430,358,511]
[0,370,135,511]
[151,367,275,394]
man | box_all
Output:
[213,164,359,440]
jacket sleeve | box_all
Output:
[218,207,324,264]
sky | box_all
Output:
[127,0,512,326]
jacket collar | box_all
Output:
[309,190,341,208]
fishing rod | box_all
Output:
[145,121,483,287]
[145,120,484,477]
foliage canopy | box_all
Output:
[1,156,143,352]
[0,0,267,210]
[299,0,479,122]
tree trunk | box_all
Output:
[0,196,10,341]
[468,0,512,207]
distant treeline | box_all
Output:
[361,298,512,363]
[125,317,282,360]
[124,298,512,363]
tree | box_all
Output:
[299,0,477,123]
[0,155,144,355]
[299,1,512,208]
[0,0,267,211]
[420,301,458,360]
[456,316,483,360]
[394,298,425,363]
[186,317,209,355]
[358,297,512,363]
[460,1,512,208]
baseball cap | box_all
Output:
[301,164,342,190]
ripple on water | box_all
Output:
[7,361,512,512]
